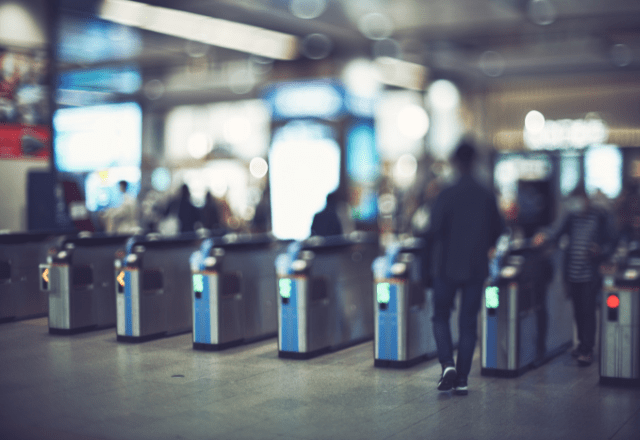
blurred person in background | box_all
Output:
[102,180,138,234]
[201,191,222,233]
[615,181,640,243]
[311,190,343,237]
[533,186,617,366]
[427,141,505,396]
[176,184,200,233]
[252,186,271,234]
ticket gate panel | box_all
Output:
[1,234,56,322]
[192,236,282,350]
[278,276,302,353]
[375,281,403,362]
[482,283,526,376]
[277,234,378,359]
[215,248,272,342]
[278,275,331,356]
[374,283,456,368]
[44,236,129,334]
[481,248,572,377]
[116,269,140,337]
[46,264,70,330]
[540,252,574,360]
[373,237,454,368]
[116,238,197,342]
[406,289,436,363]
[146,248,193,336]
[45,262,96,332]
[600,284,640,385]
[193,273,216,345]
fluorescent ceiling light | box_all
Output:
[375,57,428,91]
[99,0,299,60]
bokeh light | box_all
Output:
[342,59,382,98]
[358,12,393,40]
[151,167,171,192]
[143,79,165,100]
[611,43,632,67]
[479,51,505,77]
[397,104,429,140]
[525,110,546,133]
[527,0,557,26]
[289,0,327,20]
[249,157,269,178]
[301,33,333,60]
[427,79,460,110]
[187,132,211,159]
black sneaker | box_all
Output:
[437,365,457,391]
[571,346,586,358]
[453,378,468,396]
[577,351,593,366]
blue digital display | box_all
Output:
[58,66,142,94]
[347,122,379,223]
[54,102,142,172]
[263,80,346,121]
[58,14,142,64]
[347,122,379,183]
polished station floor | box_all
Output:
[1,317,639,440]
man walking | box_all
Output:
[427,142,505,395]
[533,187,617,366]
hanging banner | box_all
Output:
[1,46,51,160]
[0,123,50,160]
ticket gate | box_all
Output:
[1,232,58,323]
[481,242,573,377]
[276,232,380,359]
[372,237,460,368]
[40,234,130,334]
[600,244,640,386]
[115,235,201,342]
[192,233,285,350]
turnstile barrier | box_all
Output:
[600,245,640,386]
[40,234,130,334]
[373,237,458,368]
[115,235,201,342]
[276,232,380,359]
[191,233,285,350]
[482,241,572,377]
[1,232,59,323]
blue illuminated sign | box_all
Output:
[263,80,346,121]
[347,122,379,183]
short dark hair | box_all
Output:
[452,141,476,169]
[570,186,587,198]
[326,190,339,204]
[118,180,128,191]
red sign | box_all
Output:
[0,123,50,160]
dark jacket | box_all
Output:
[428,174,505,283]
[548,208,617,282]
[311,202,343,237]
[178,197,200,233]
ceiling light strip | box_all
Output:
[99,0,299,60]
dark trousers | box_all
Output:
[567,280,599,354]
[432,277,484,380]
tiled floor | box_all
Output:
[1,317,639,440]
